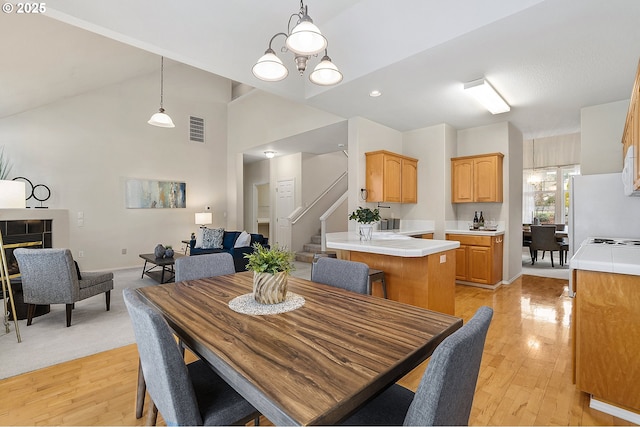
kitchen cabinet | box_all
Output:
[572,269,640,413]
[365,150,418,203]
[451,153,503,203]
[622,58,640,189]
[446,233,503,287]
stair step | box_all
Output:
[310,235,321,244]
[295,251,316,263]
[303,242,322,252]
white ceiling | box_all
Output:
[3,0,640,159]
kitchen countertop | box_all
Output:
[570,239,640,276]
[326,231,459,258]
[444,228,505,237]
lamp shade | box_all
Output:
[252,50,289,82]
[0,180,26,208]
[195,212,212,226]
[309,55,343,86]
[286,20,327,55]
[148,109,175,128]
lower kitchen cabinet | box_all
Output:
[573,269,640,413]
[446,233,503,287]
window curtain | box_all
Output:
[523,133,581,169]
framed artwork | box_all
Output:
[126,179,186,209]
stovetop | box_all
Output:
[588,238,640,246]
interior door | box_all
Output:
[276,179,295,249]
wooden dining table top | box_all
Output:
[136,271,462,426]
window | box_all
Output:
[523,165,580,224]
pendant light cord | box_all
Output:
[160,56,165,111]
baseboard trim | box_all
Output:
[590,396,640,424]
[455,280,502,290]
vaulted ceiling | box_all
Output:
[2,0,640,144]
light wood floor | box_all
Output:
[0,275,634,426]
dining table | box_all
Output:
[135,271,462,426]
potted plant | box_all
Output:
[244,243,295,304]
[349,206,380,241]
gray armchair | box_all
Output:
[13,248,113,327]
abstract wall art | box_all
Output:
[126,179,186,209]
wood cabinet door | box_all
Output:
[468,245,491,284]
[383,155,402,202]
[474,156,501,202]
[401,158,418,203]
[454,246,468,280]
[451,159,473,203]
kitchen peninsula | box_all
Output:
[326,229,459,315]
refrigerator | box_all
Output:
[569,172,640,256]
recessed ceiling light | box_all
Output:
[264,151,276,158]
[338,143,345,148]
[369,90,382,97]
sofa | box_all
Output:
[189,230,269,272]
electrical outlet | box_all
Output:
[440,254,446,263]
[121,248,127,255]
[78,250,84,258]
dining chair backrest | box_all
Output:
[404,306,493,426]
[311,257,369,294]
[530,225,560,251]
[554,223,566,232]
[123,288,202,426]
[175,252,235,282]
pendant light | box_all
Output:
[148,56,175,128]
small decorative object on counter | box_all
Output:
[473,212,479,229]
[164,246,174,258]
[479,211,485,228]
[349,206,381,241]
[154,244,166,259]
[244,243,295,304]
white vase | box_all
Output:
[359,224,373,241]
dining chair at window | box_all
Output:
[123,288,259,426]
[341,306,493,426]
[310,257,369,294]
[136,251,236,421]
[175,252,235,282]
[530,225,564,267]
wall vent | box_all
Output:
[189,116,205,143]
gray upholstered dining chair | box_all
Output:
[341,306,493,426]
[13,248,113,327]
[135,251,236,421]
[123,288,259,426]
[174,252,235,282]
[310,257,369,294]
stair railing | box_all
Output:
[320,191,348,250]
[290,171,347,226]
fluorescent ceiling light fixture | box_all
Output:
[264,151,276,158]
[463,78,510,114]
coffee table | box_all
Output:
[139,253,185,284]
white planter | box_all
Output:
[0,180,26,208]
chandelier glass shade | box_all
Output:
[252,1,341,86]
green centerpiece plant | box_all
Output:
[244,243,295,304]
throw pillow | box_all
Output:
[202,227,224,249]
[194,228,204,248]
[234,231,252,248]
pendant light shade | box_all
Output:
[309,53,343,86]
[252,1,341,86]
[148,56,175,128]
[285,19,326,55]
[252,49,289,81]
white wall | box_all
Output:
[580,99,628,175]
[0,62,231,270]
[243,159,270,234]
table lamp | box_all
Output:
[0,180,26,208]
[195,212,212,228]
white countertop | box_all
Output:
[326,231,459,258]
[444,229,505,237]
[570,240,640,276]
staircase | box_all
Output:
[295,234,323,263]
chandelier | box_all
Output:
[252,0,343,86]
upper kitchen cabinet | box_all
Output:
[451,153,504,203]
[366,150,418,203]
[622,58,640,188]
